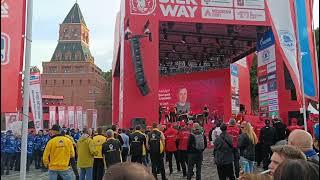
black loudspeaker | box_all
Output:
[131,118,146,129]
[130,37,150,96]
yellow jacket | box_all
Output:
[92,135,106,158]
[76,134,98,168]
[43,135,75,171]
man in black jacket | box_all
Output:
[187,123,207,180]
[214,123,235,180]
[129,125,146,164]
[272,118,289,142]
[259,119,276,170]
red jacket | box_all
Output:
[177,128,190,151]
[164,127,178,152]
[227,125,240,148]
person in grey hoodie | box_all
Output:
[214,123,235,180]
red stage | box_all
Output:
[112,0,301,128]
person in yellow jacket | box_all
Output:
[92,127,106,180]
[43,124,74,180]
[76,128,98,180]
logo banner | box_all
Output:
[92,109,97,130]
[49,106,56,128]
[266,0,301,101]
[1,0,27,113]
[76,106,83,131]
[68,106,75,129]
[29,72,43,133]
[294,0,318,101]
[58,106,65,127]
[83,111,87,128]
[5,112,21,135]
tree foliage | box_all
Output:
[250,55,258,111]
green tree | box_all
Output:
[250,55,258,111]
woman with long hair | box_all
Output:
[238,121,258,173]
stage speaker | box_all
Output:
[131,118,146,129]
[130,37,150,96]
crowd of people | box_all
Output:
[0,116,319,180]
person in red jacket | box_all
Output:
[177,121,191,177]
[287,118,303,133]
[227,119,241,178]
[164,123,180,174]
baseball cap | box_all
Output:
[50,124,61,132]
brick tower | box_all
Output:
[41,3,110,127]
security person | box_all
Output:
[129,125,146,164]
[146,123,167,180]
[102,129,122,168]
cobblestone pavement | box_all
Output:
[1,148,263,180]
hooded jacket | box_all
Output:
[5,132,16,154]
[214,131,234,165]
[43,134,75,171]
[177,127,190,151]
[164,127,178,152]
[76,134,98,168]
[27,134,34,155]
[34,134,44,151]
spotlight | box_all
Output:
[143,20,152,41]
[181,35,186,44]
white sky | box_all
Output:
[31,0,319,72]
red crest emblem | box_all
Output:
[130,0,156,15]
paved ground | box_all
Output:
[1,148,263,180]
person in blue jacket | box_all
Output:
[4,130,16,175]
[41,130,50,171]
[26,132,34,172]
[14,135,21,171]
[1,132,6,175]
[33,130,44,169]
[73,128,81,142]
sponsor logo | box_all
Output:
[259,93,268,101]
[267,62,276,73]
[268,72,276,80]
[258,45,275,67]
[279,30,296,52]
[268,79,277,92]
[268,91,278,99]
[231,64,238,76]
[260,106,268,112]
[234,9,265,21]
[268,99,278,105]
[259,84,268,94]
[1,33,10,65]
[202,7,233,20]
[269,111,279,118]
[269,105,279,111]
[259,75,267,84]
[258,66,267,76]
[260,37,272,48]
[260,113,267,117]
[262,49,270,62]
[259,100,268,106]
[130,0,156,15]
[201,0,233,7]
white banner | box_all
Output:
[92,109,97,130]
[64,108,68,128]
[83,111,87,128]
[49,106,56,128]
[58,106,65,127]
[266,0,300,96]
[68,106,75,129]
[76,106,83,131]
[257,45,276,67]
[5,113,21,135]
[29,72,43,133]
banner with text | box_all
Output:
[92,109,97,130]
[58,106,65,127]
[257,30,279,118]
[29,72,43,133]
[1,0,27,113]
[76,106,83,131]
[230,63,240,115]
[68,106,75,129]
[49,106,56,128]
[83,111,87,128]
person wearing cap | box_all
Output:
[102,129,122,168]
[177,121,190,177]
[227,119,241,178]
[77,127,98,180]
[164,123,180,174]
[259,119,276,170]
[129,125,147,164]
[146,123,167,180]
[42,124,75,179]
[92,127,107,180]
[187,123,207,180]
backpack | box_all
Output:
[194,133,205,150]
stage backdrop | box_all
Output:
[159,69,231,120]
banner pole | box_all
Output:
[20,0,33,179]
[293,0,308,131]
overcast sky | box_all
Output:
[31,0,319,72]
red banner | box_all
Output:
[1,0,27,113]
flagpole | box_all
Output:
[20,0,33,179]
[293,0,308,131]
